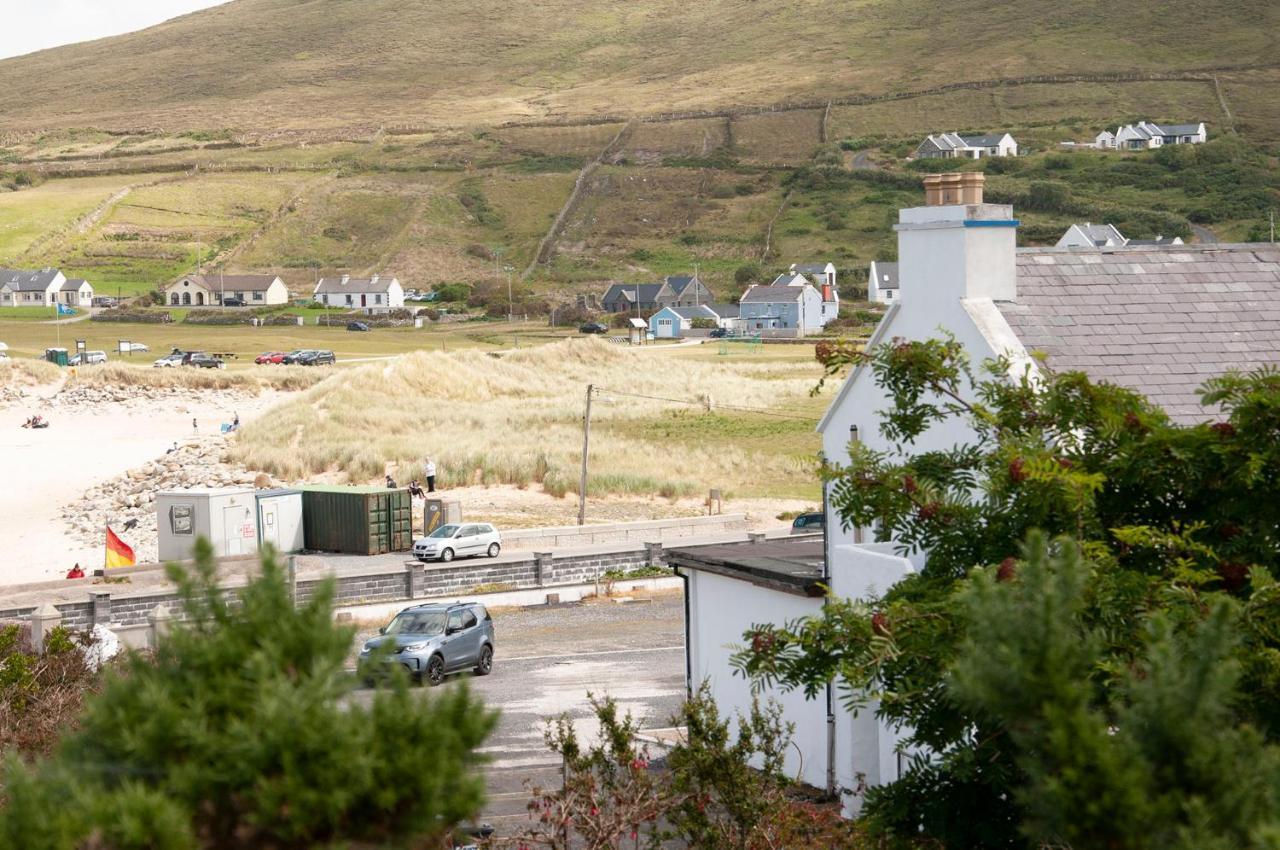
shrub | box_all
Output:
[432,282,471,303]
[1026,180,1073,212]
[734,263,761,286]
[91,309,172,324]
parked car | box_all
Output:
[412,523,501,563]
[186,353,225,369]
[790,512,825,534]
[68,350,107,366]
[297,349,336,366]
[91,296,118,308]
[709,327,729,338]
[579,322,609,335]
[346,321,370,332]
[280,349,311,365]
[254,351,285,365]
[221,296,246,307]
[119,342,150,353]
[153,352,185,368]
[357,601,494,685]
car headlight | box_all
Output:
[402,642,429,652]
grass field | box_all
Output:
[0,176,134,260]
[229,337,826,501]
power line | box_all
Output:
[592,386,818,421]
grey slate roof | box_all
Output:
[670,305,719,320]
[603,283,667,304]
[872,261,899,290]
[742,285,805,303]
[793,263,832,274]
[182,274,280,292]
[61,278,89,291]
[315,275,398,294]
[998,245,1280,423]
[1153,122,1203,136]
[708,302,739,318]
[665,275,705,296]
[961,133,1008,147]
[666,536,825,597]
[0,268,61,292]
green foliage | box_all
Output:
[0,541,496,849]
[432,281,472,302]
[733,263,761,286]
[1025,179,1073,212]
[738,337,1280,848]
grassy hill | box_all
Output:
[0,0,1277,305]
[0,0,1277,132]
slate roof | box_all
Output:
[181,274,281,292]
[315,275,399,294]
[61,278,90,291]
[792,263,832,274]
[770,272,808,287]
[961,133,1009,147]
[871,261,899,290]
[742,285,806,303]
[664,275,705,296]
[708,302,739,318]
[670,305,719,320]
[998,245,1280,423]
[1152,122,1203,136]
[0,268,61,292]
[603,283,667,304]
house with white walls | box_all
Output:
[866,260,898,304]
[791,262,837,289]
[1055,222,1127,248]
[916,132,1018,159]
[739,283,828,335]
[0,268,68,307]
[166,274,288,307]
[1094,129,1116,149]
[313,274,404,313]
[676,170,1280,819]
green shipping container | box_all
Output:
[301,486,413,555]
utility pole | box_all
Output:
[1271,209,1276,243]
[578,384,594,526]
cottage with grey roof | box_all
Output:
[166,274,288,308]
[916,132,1017,159]
[314,274,404,313]
[866,260,898,304]
[0,268,77,308]
[601,281,673,313]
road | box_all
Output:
[1190,223,1218,244]
[348,593,687,834]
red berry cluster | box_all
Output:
[996,557,1018,583]
[1008,457,1028,482]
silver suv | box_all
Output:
[358,602,495,686]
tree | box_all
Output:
[737,336,1280,848]
[0,541,497,849]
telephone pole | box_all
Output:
[578,384,594,526]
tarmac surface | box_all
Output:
[347,591,687,836]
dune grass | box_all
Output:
[0,358,61,386]
[230,338,825,500]
[65,362,331,394]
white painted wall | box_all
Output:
[685,569,827,787]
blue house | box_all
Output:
[739,284,827,333]
[649,304,722,338]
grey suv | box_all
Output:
[358,602,494,686]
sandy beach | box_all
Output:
[0,381,278,585]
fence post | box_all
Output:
[147,605,172,649]
[28,604,62,656]
[89,591,112,627]
[405,561,424,599]
[534,552,553,587]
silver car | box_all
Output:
[358,602,495,685]
[412,523,501,562]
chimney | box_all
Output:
[340,274,350,285]
[896,173,1018,305]
[822,283,834,302]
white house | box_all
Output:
[682,171,1280,819]
[1111,120,1206,147]
[866,260,898,304]
[165,274,288,308]
[59,278,94,307]
[916,132,1017,159]
[791,262,837,288]
[1094,129,1116,149]
[1055,222,1127,248]
[313,274,404,313]
[0,268,67,307]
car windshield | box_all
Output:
[386,610,447,636]
[429,524,460,539]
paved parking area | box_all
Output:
[349,592,687,833]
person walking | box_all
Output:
[424,457,436,493]
[192,417,198,434]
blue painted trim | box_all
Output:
[963,219,1020,228]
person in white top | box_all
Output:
[424,457,436,493]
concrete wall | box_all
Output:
[500,515,749,551]
[685,569,827,788]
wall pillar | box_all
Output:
[644,541,664,567]
[147,605,173,650]
[28,604,62,656]
[533,552,553,587]
[405,561,424,599]
[89,591,112,627]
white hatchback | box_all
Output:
[412,523,501,562]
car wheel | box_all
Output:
[440,548,455,563]
[475,644,493,676]
[487,543,500,558]
[425,654,445,686]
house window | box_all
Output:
[658,319,672,327]
[253,291,264,301]
[345,294,353,306]
[885,290,894,300]
[374,294,382,304]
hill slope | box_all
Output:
[1,0,1277,132]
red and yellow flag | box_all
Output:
[105,526,135,570]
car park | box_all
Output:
[412,523,501,562]
[68,350,107,366]
[579,322,609,335]
[254,351,285,365]
[357,601,495,685]
[186,353,225,369]
[297,349,336,366]
[346,321,370,332]
[790,512,825,534]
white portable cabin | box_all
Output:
[156,487,260,562]
[256,488,305,554]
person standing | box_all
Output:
[424,457,436,493]
[192,417,198,434]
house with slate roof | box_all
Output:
[664,274,713,307]
[791,262,837,288]
[739,283,827,334]
[0,268,71,307]
[916,131,1017,159]
[166,274,288,307]
[313,274,404,313]
[601,281,673,313]
[866,260,899,304]
[682,172,1280,821]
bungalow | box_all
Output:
[1094,129,1116,149]
[601,282,673,313]
[866,260,898,304]
[60,278,94,307]
[684,172,1280,818]
[165,274,288,308]
[739,283,827,334]
[0,268,67,307]
[916,132,1017,159]
[313,274,404,313]
[648,303,740,338]
[1114,121,1164,150]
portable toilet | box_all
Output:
[256,488,305,554]
[44,348,69,366]
[156,488,260,562]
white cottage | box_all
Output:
[866,260,898,304]
[313,274,404,314]
[0,268,67,307]
[165,274,288,308]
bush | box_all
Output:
[1026,180,1073,212]
[690,317,717,329]
[734,263,761,286]
[432,282,471,303]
